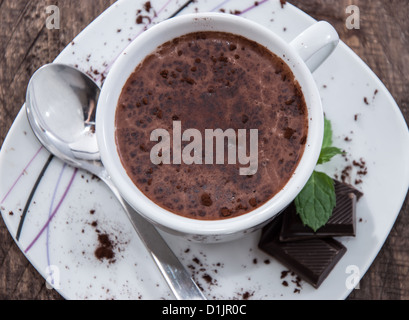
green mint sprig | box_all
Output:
[294,118,343,232]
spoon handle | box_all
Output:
[93,166,206,300]
[121,200,206,300]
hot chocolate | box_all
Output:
[115,31,308,220]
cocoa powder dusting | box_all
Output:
[95,233,115,262]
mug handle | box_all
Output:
[290,21,339,72]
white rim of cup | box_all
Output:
[96,12,325,236]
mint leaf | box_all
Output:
[294,117,342,231]
[322,117,334,149]
[294,171,336,232]
[317,146,343,165]
[318,117,343,164]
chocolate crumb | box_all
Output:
[249,197,258,207]
[201,193,213,206]
[140,144,148,152]
[220,207,232,217]
[202,274,213,284]
[280,0,287,8]
[364,97,369,105]
[207,86,215,93]
[373,89,379,101]
[94,233,115,262]
[292,275,303,288]
[230,10,241,15]
[143,1,152,12]
[184,77,196,85]
[160,69,168,79]
[193,257,201,265]
[352,159,366,169]
[242,114,249,124]
[136,15,151,25]
[281,270,290,279]
[357,169,367,176]
[285,98,295,105]
[341,165,352,183]
[242,291,253,300]
[284,127,296,139]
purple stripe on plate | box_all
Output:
[237,0,269,15]
[46,163,67,274]
[24,168,78,253]
[1,146,43,204]
[210,0,232,12]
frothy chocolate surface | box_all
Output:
[115,32,308,220]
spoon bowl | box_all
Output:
[25,63,205,300]
[26,64,100,164]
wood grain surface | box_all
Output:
[0,0,408,300]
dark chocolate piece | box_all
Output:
[279,180,361,241]
[280,193,356,241]
[334,179,363,201]
[259,216,347,289]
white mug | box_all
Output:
[96,13,339,243]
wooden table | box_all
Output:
[1,0,408,300]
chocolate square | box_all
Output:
[279,180,360,242]
[333,179,363,200]
[259,215,347,289]
[280,193,356,241]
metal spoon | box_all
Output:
[25,63,206,300]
